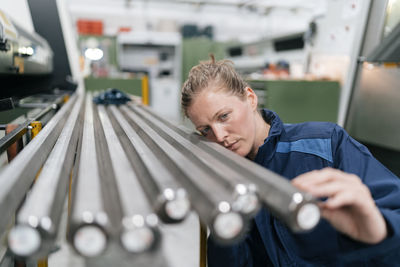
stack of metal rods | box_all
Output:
[129,104,261,219]
[67,94,113,258]
[0,94,78,242]
[97,104,160,254]
[127,103,321,233]
[108,106,190,224]
[7,94,83,259]
[0,92,321,264]
[118,105,247,243]
[67,94,194,261]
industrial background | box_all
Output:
[0,0,399,266]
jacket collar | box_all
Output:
[254,109,284,162]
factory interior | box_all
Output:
[0,0,400,266]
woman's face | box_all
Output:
[187,87,259,157]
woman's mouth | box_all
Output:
[226,140,239,151]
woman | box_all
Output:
[181,56,400,266]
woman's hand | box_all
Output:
[292,168,387,244]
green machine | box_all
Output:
[79,35,144,98]
[84,76,142,97]
[248,80,340,124]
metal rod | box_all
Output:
[34,103,60,122]
[131,104,320,232]
[130,104,260,218]
[97,105,159,254]
[0,94,77,235]
[109,105,190,223]
[120,105,246,244]
[7,95,84,259]
[180,130,320,232]
[0,123,28,155]
[0,94,65,154]
[17,103,53,109]
[68,94,109,258]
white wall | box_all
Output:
[67,1,325,43]
[309,0,372,126]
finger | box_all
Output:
[298,181,351,198]
[292,168,339,187]
[319,207,342,223]
[292,168,360,188]
[321,190,356,209]
[323,186,371,210]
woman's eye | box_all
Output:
[200,127,210,136]
[219,113,229,120]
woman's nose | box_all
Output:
[212,125,227,143]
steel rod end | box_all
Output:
[73,225,107,257]
[8,225,41,257]
[121,227,155,253]
[121,214,159,253]
[296,203,320,231]
[164,188,190,221]
[233,190,260,217]
[213,211,244,241]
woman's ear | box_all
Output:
[245,87,258,111]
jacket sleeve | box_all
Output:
[331,125,400,262]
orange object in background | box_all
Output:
[118,27,132,33]
[77,19,103,35]
[5,124,24,162]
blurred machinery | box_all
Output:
[0,9,53,100]
[117,31,182,123]
[345,0,400,175]
[226,30,306,76]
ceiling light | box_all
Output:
[84,48,104,60]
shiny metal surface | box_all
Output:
[0,91,322,265]
[108,105,190,223]
[347,66,400,150]
[130,104,261,218]
[158,115,319,232]
[9,94,84,259]
[120,105,246,243]
[190,135,320,232]
[68,94,110,257]
[97,105,159,254]
[0,94,77,235]
[132,103,320,232]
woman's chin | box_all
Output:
[234,148,248,157]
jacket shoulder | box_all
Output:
[282,121,339,141]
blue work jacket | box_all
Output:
[208,109,400,266]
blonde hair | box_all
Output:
[181,54,249,117]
